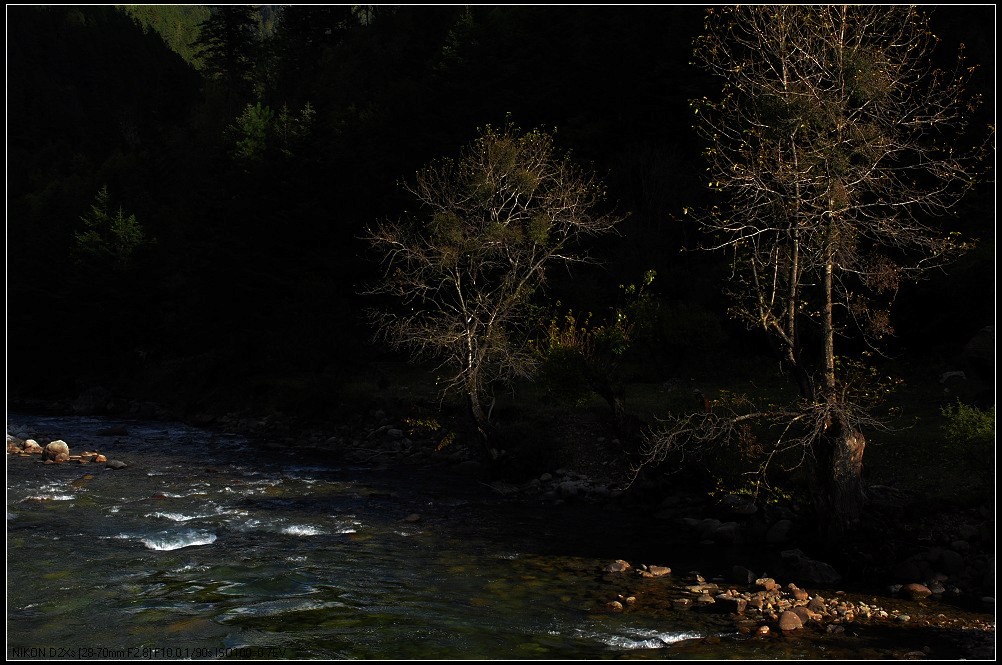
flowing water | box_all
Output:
[6,412,993,660]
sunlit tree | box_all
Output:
[640,5,990,537]
[74,185,147,271]
[363,124,623,458]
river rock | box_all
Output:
[902,583,932,600]
[787,583,809,601]
[731,565,757,585]
[709,521,742,544]
[43,440,70,461]
[933,548,965,575]
[713,594,747,614]
[693,517,722,539]
[106,460,128,470]
[603,559,631,573]
[756,577,780,592]
[791,606,813,623]
[766,519,794,543]
[93,454,108,463]
[778,610,803,631]
[893,558,928,582]
[779,549,842,585]
[807,595,826,612]
[559,481,580,498]
[647,565,671,577]
[23,439,43,453]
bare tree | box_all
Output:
[639,6,990,537]
[363,124,623,458]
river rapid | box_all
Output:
[6,412,994,659]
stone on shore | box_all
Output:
[43,440,70,461]
[778,610,803,631]
[603,559,631,573]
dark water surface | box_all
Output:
[6,412,993,659]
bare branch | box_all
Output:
[361,123,625,453]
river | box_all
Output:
[6,412,994,659]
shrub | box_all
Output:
[941,400,995,489]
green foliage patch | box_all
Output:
[941,400,996,490]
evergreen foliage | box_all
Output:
[119,4,210,68]
[74,185,147,270]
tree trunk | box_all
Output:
[811,415,867,540]
[811,223,865,539]
[782,220,815,400]
[822,232,836,395]
[465,385,496,460]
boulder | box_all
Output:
[787,583,810,601]
[901,583,932,600]
[778,610,803,631]
[709,521,742,545]
[558,481,580,498]
[603,559,631,573]
[779,549,842,586]
[756,577,780,592]
[932,548,965,575]
[43,440,70,461]
[766,519,794,543]
[807,596,827,613]
[791,606,813,623]
[713,594,747,614]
